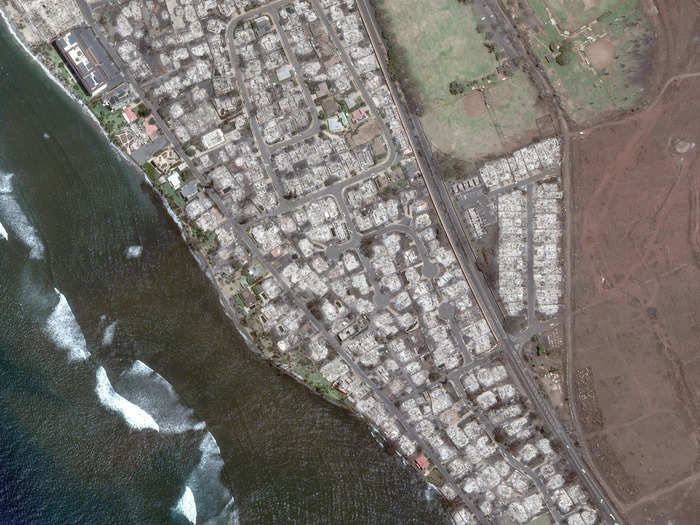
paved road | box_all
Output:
[226,214,492,524]
[526,183,535,324]
[225,0,398,215]
[75,0,210,186]
[356,0,623,523]
[80,0,623,519]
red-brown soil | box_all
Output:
[639,0,700,108]
[585,38,614,71]
[570,14,700,518]
[461,90,487,118]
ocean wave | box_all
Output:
[125,245,143,258]
[115,360,205,434]
[45,288,90,361]
[95,366,160,431]
[0,175,45,258]
[101,320,117,346]
[112,362,237,521]
[173,486,197,525]
[0,172,12,193]
[184,432,238,525]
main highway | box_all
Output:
[355,0,623,523]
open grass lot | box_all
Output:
[375,0,547,162]
[421,92,502,161]
[526,0,654,124]
[484,70,548,148]
[374,0,497,103]
[423,70,548,160]
[544,0,621,31]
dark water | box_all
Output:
[0,18,451,525]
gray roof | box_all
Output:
[179,179,199,199]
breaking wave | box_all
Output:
[95,366,159,431]
[101,320,117,346]
[0,172,11,193]
[113,362,237,522]
[0,219,6,240]
[125,245,143,259]
[45,288,90,361]
[115,360,205,434]
[174,486,197,525]
[0,173,45,258]
[183,432,238,525]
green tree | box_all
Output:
[555,51,572,65]
[449,80,465,95]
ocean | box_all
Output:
[0,17,450,525]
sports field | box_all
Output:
[374,0,497,103]
[526,0,654,124]
[544,0,621,31]
[375,0,546,161]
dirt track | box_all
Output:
[569,2,700,521]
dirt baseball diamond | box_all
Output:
[461,90,487,118]
[570,73,700,524]
[585,38,615,70]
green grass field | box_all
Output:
[485,70,546,145]
[292,366,345,402]
[423,69,548,160]
[527,0,653,123]
[375,0,497,104]
[375,0,547,162]
[544,0,621,31]
[421,93,502,160]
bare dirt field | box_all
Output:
[585,38,614,70]
[348,119,381,148]
[570,66,700,524]
[462,91,486,118]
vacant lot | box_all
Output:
[484,70,549,149]
[543,0,620,31]
[375,0,546,161]
[374,0,496,105]
[524,0,655,125]
[571,74,700,523]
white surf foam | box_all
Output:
[45,289,90,361]
[125,245,143,259]
[116,360,206,434]
[127,360,153,377]
[0,174,45,258]
[0,195,45,258]
[95,366,160,431]
[174,486,197,525]
[0,173,12,194]
[0,219,6,241]
[101,321,117,346]
[182,431,239,523]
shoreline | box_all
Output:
[0,11,454,518]
[0,4,368,434]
